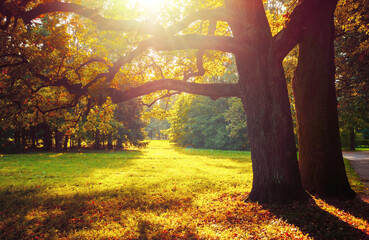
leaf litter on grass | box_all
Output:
[0,140,368,239]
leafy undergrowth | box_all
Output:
[1,141,369,239]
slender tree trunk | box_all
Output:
[349,128,356,151]
[116,138,122,149]
[21,128,26,148]
[14,130,20,146]
[78,138,82,149]
[107,134,113,150]
[102,134,105,149]
[63,135,69,150]
[30,126,36,149]
[227,0,309,204]
[55,129,62,151]
[42,123,52,151]
[293,1,355,199]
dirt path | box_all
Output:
[342,151,369,200]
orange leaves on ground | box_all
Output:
[314,197,369,235]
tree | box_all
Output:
[169,95,248,150]
[335,0,369,150]
[293,0,355,199]
[0,0,347,203]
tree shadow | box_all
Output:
[0,187,198,239]
[264,200,369,239]
[325,197,369,223]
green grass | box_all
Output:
[356,147,369,151]
[344,158,368,194]
[0,140,368,239]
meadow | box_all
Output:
[0,140,368,239]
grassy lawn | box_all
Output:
[1,140,369,239]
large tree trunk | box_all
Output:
[293,1,355,199]
[227,0,309,204]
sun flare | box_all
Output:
[129,0,165,10]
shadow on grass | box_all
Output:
[264,200,369,239]
[0,187,197,239]
[326,198,369,223]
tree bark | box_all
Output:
[293,0,355,199]
[227,0,309,204]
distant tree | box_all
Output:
[113,100,147,148]
[224,97,249,150]
[335,0,369,150]
[169,95,248,150]
[145,117,170,140]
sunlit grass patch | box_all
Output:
[1,140,368,239]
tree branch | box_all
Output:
[183,49,206,81]
[148,34,245,54]
[0,54,28,68]
[21,2,164,35]
[272,0,337,60]
[166,8,228,34]
[109,79,240,103]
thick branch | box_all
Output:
[0,54,28,68]
[21,3,228,36]
[272,0,337,60]
[109,79,240,103]
[21,2,164,35]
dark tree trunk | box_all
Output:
[349,128,356,151]
[227,0,309,204]
[42,123,52,151]
[102,134,105,149]
[14,130,21,146]
[293,1,355,199]
[107,134,113,150]
[116,138,122,149]
[63,135,69,150]
[55,129,62,151]
[78,138,82,149]
[30,126,36,149]
[21,128,26,148]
